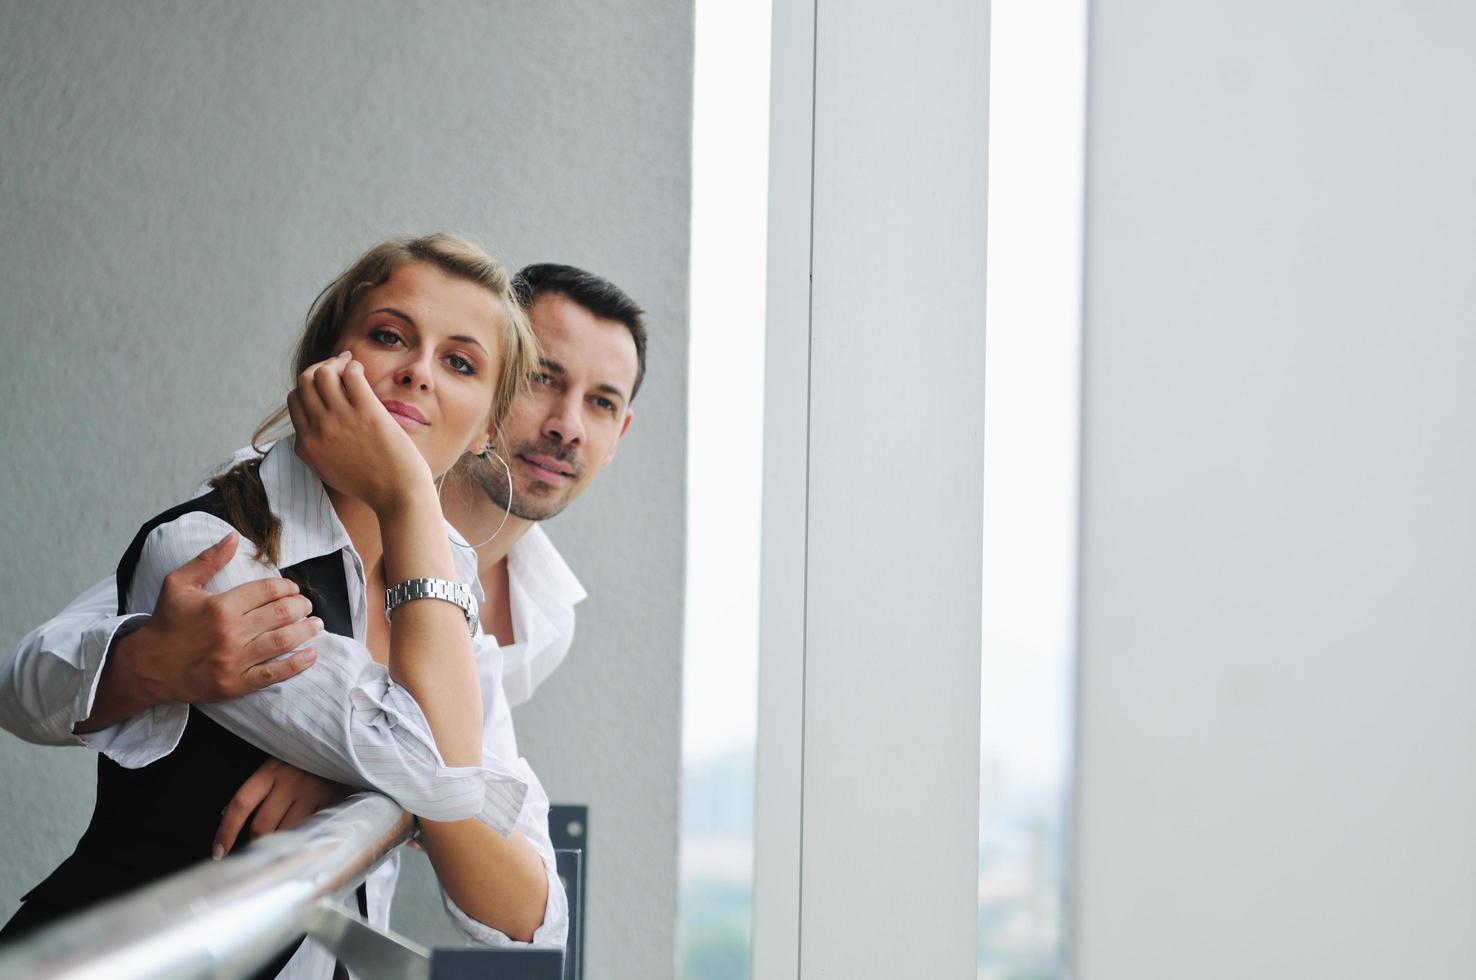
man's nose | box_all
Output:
[543,396,584,445]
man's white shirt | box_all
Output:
[0,439,586,977]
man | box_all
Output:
[449,263,646,703]
[0,261,645,829]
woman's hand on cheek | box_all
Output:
[287,352,434,513]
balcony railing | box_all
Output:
[0,792,428,980]
[0,794,580,980]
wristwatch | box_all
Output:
[384,578,479,637]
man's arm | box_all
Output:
[128,509,530,829]
[0,534,320,754]
[0,576,128,746]
[76,533,320,733]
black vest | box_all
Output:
[2,488,357,976]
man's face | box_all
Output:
[475,291,638,521]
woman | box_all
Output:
[2,234,567,975]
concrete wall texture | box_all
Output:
[0,3,691,977]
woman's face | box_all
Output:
[331,261,503,477]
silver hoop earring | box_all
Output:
[458,448,513,550]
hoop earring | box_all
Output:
[458,448,513,550]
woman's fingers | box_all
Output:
[340,357,376,410]
[279,798,319,832]
[293,351,353,423]
[214,762,279,858]
[293,353,376,437]
[311,352,353,413]
[247,780,298,842]
[293,364,327,423]
[213,760,345,859]
[287,388,307,437]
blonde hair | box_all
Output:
[253,232,537,451]
[216,233,536,571]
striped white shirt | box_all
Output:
[122,438,530,833]
[0,437,569,971]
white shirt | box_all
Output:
[0,439,576,975]
[0,478,585,751]
[498,524,587,708]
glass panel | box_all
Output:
[979,1,1087,977]
[679,1,772,978]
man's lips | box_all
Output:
[380,399,429,428]
[519,453,576,484]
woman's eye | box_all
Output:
[446,353,476,376]
[531,372,554,386]
[370,327,404,347]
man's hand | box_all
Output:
[73,533,323,734]
[213,758,353,858]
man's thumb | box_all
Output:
[180,532,239,586]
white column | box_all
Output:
[754,1,990,976]
[751,0,814,973]
[1074,3,1476,979]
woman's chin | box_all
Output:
[417,447,463,483]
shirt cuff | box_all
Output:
[440,856,570,949]
[78,700,190,768]
[70,614,192,768]
[343,665,530,834]
[68,613,145,727]
[437,756,570,950]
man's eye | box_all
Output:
[370,328,404,346]
[592,396,617,413]
[446,354,476,376]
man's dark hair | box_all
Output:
[513,263,648,400]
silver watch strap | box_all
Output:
[383,578,479,637]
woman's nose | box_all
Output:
[397,356,432,391]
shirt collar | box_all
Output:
[499,524,586,706]
[507,524,587,612]
[256,436,354,569]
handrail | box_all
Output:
[0,792,416,980]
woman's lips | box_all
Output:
[380,399,429,429]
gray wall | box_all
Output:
[1074,3,1476,978]
[0,3,691,977]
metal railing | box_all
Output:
[0,792,425,980]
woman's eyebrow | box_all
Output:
[449,334,489,355]
[369,306,416,328]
